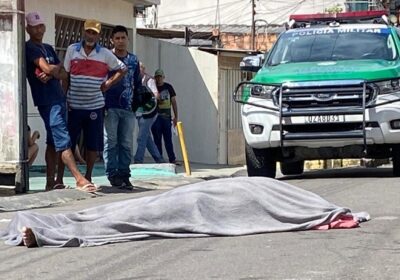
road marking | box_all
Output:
[0,219,11,223]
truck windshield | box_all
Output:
[268,28,397,65]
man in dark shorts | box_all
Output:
[25,12,96,192]
[63,19,126,183]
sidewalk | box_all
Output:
[0,162,246,212]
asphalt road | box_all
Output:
[1,167,399,280]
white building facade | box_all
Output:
[25,0,158,165]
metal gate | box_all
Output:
[55,15,115,61]
[220,68,245,165]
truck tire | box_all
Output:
[392,146,400,177]
[245,142,276,178]
[280,161,304,175]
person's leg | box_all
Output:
[74,145,86,164]
[52,104,95,191]
[151,115,163,156]
[55,153,65,186]
[61,148,92,188]
[37,105,57,190]
[28,143,39,166]
[45,145,57,190]
[103,108,121,185]
[118,109,135,186]
[84,108,104,183]
[134,116,150,163]
[147,137,165,163]
[161,117,176,163]
[146,114,165,163]
[84,150,97,182]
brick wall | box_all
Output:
[220,33,278,51]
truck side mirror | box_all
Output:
[240,55,263,72]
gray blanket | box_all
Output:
[0,177,364,247]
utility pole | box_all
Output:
[251,0,256,50]
[0,0,28,194]
[184,26,190,46]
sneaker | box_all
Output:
[109,176,123,187]
[119,177,134,190]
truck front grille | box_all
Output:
[273,81,376,109]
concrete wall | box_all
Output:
[137,36,220,164]
[25,0,136,165]
[24,1,241,165]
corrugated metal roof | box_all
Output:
[170,24,285,34]
[123,0,160,5]
[160,38,213,47]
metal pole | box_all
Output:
[176,121,191,176]
[251,0,255,50]
[17,0,28,193]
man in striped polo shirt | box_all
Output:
[63,19,126,183]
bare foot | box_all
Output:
[76,183,99,193]
[76,178,92,188]
[21,227,38,248]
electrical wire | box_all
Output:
[158,0,343,29]
[268,2,306,24]
[157,0,242,20]
[257,0,341,14]
[220,1,253,25]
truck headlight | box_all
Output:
[372,79,400,95]
[250,85,277,99]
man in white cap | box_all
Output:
[25,11,96,192]
[62,19,127,184]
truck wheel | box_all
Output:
[392,146,400,177]
[245,142,276,178]
[280,161,304,175]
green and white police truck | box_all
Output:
[234,10,400,178]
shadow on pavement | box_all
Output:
[282,167,393,180]
[232,167,394,180]
[98,185,153,194]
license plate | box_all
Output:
[305,115,344,123]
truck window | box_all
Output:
[269,28,397,65]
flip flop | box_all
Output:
[52,184,68,190]
[76,183,100,193]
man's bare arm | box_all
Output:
[100,68,127,93]
[34,57,63,79]
[28,131,39,147]
[171,96,178,126]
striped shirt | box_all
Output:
[64,42,125,110]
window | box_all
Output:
[268,27,397,65]
[55,15,114,62]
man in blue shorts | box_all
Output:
[104,25,141,188]
[63,19,126,183]
[25,12,96,192]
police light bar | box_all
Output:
[290,10,387,22]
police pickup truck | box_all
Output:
[234,10,400,178]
